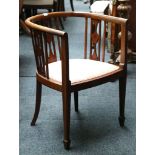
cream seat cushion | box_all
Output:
[48,59,119,84]
[23,0,55,5]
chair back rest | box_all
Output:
[25,12,128,79]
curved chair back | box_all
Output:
[26,12,128,80]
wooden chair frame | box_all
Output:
[25,12,128,149]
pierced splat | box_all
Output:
[45,33,57,63]
[42,18,62,61]
[90,19,101,61]
[31,29,61,78]
[92,32,100,45]
[32,30,46,76]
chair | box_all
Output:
[23,0,74,15]
[25,12,128,149]
[23,0,57,10]
[20,0,58,34]
[22,0,65,29]
[22,0,58,19]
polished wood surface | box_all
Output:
[25,12,128,149]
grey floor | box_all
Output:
[19,1,136,155]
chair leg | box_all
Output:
[70,0,74,11]
[59,17,64,30]
[62,91,71,150]
[74,91,78,112]
[119,76,127,127]
[31,81,42,126]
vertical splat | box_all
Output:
[45,33,57,63]
[54,17,62,60]
[31,29,62,79]
[90,19,101,61]
[102,21,107,62]
[84,17,88,59]
[32,30,46,76]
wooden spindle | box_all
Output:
[84,17,88,59]
[102,21,106,62]
[98,21,101,61]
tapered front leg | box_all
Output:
[62,91,71,150]
[119,75,127,127]
[31,80,42,126]
[74,91,78,112]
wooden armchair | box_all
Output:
[22,0,64,30]
[23,0,57,10]
[23,0,57,17]
[25,12,128,149]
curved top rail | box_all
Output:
[25,11,128,36]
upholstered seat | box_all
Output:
[48,59,119,84]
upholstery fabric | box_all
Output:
[48,59,119,84]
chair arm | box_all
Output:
[25,13,66,37]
